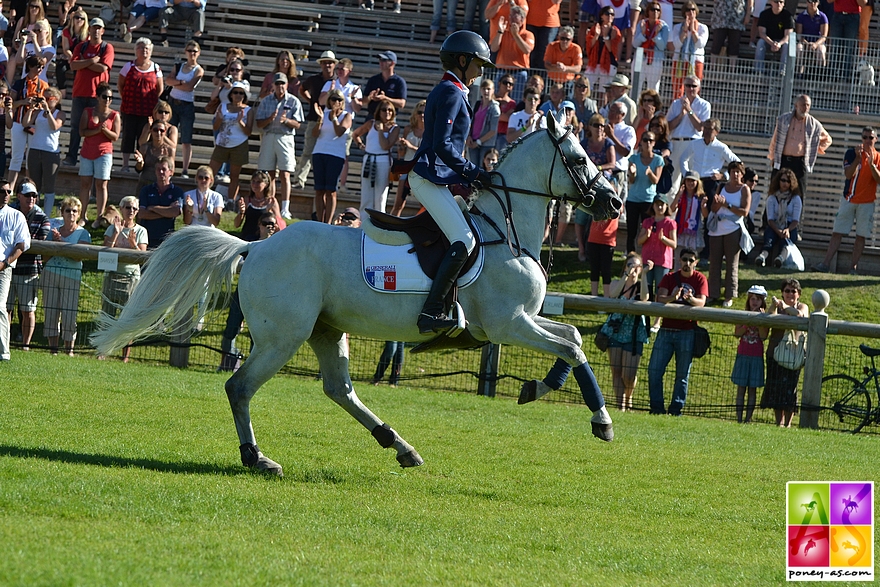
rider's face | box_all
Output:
[463,59,483,86]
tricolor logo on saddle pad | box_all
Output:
[366,265,397,290]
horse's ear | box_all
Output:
[546,111,560,137]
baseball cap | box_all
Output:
[342,207,360,219]
[19,182,38,195]
[684,170,700,181]
[378,51,398,64]
[273,72,288,84]
[89,17,105,28]
[560,100,576,111]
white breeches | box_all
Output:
[409,171,476,253]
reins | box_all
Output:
[473,126,604,282]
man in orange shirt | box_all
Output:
[490,5,535,101]
[812,126,880,275]
[543,26,583,84]
[526,0,562,69]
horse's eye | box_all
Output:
[575,157,588,166]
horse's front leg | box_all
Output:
[308,326,424,467]
[498,314,613,442]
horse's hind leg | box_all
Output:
[308,324,424,468]
[225,343,300,477]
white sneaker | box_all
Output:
[281,211,293,220]
[722,299,734,308]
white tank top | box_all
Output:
[169,63,200,102]
[712,185,745,237]
[365,123,395,155]
[312,110,349,159]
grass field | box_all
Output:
[1,353,877,586]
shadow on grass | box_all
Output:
[0,444,251,477]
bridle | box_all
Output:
[474,126,606,279]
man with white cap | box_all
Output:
[0,178,31,361]
[599,73,637,125]
[293,51,337,190]
[6,181,49,352]
[63,17,114,166]
[363,50,407,120]
[256,72,304,219]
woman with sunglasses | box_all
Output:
[576,113,616,262]
[312,89,352,223]
[100,195,148,362]
[42,196,91,356]
[78,81,119,227]
[210,81,254,204]
[754,168,802,268]
[670,1,708,99]
[11,18,55,85]
[351,97,400,214]
[466,78,499,167]
[704,160,752,307]
[12,1,46,48]
[584,6,622,98]
[183,165,223,228]
[234,170,280,242]
[628,131,666,255]
[761,279,809,427]
[56,8,87,99]
[137,100,178,164]
[133,117,174,193]
[632,2,669,92]
[25,86,63,214]
[118,37,163,173]
[208,57,249,183]
[165,41,203,178]
[390,99,425,216]
[493,75,516,152]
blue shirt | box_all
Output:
[139,183,184,248]
[629,153,665,204]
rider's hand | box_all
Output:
[474,171,493,189]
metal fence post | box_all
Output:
[478,343,501,396]
[779,32,796,116]
[800,290,830,429]
[630,48,643,100]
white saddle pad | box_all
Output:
[361,225,484,294]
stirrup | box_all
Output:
[417,302,466,336]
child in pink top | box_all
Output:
[731,285,769,423]
[637,193,677,330]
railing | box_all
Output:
[13,240,880,433]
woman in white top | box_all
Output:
[165,40,204,177]
[311,89,352,224]
[210,81,254,203]
[351,97,400,215]
[26,86,63,215]
[11,18,55,85]
[183,165,224,228]
[391,99,425,216]
[703,160,752,307]
[668,1,709,99]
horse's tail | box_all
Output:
[90,225,255,355]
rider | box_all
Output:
[409,31,495,335]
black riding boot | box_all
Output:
[417,241,469,334]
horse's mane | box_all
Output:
[495,122,574,170]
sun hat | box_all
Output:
[747,284,768,297]
[317,51,338,64]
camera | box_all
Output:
[223,75,232,84]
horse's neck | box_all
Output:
[477,148,551,253]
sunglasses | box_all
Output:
[100,94,113,100]
[783,288,798,293]
[123,205,139,211]
[558,37,572,41]
[685,84,699,88]
[590,123,603,128]
[197,175,211,180]
[501,80,515,86]
[642,138,655,142]
[328,97,343,103]
[21,193,39,198]
[574,83,588,89]
[779,178,790,182]
[186,49,199,53]
[229,68,242,73]
[73,15,85,20]
[684,6,697,11]
[863,135,876,140]
[379,108,394,112]
[0,188,12,194]
[230,91,246,96]
[152,128,166,133]
[680,257,697,264]
[261,221,277,227]
[62,208,79,213]
[157,110,170,114]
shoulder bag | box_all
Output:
[774,330,806,370]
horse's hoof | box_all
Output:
[397,450,424,468]
[591,422,614,442]
[518,380,538,405]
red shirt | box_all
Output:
[834,0,861,13]
[587,217,618,246]
[658,270,708,331]
[71,41,114,99]
[81,108,118,160]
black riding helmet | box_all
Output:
[439,30,496,73]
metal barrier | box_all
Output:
[12,240,880,432]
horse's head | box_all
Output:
[545,112,621,221]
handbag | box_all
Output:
[780,238,805,271]
[595,313,622,351]
[594,330,610,352]
[706,211,720,233]
[204,96,221,115]
[774,330,806,370]
[692,324,711,358]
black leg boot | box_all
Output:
[417,241,469,334]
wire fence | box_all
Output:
[8,259,878,434]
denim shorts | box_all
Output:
[79,153,113,180]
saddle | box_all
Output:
[364,201,480,280]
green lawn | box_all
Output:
[1,353,877,586]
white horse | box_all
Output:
[92,113,621,476]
